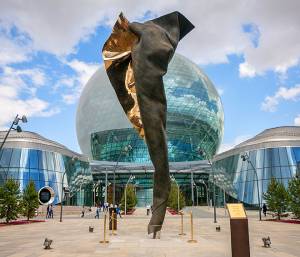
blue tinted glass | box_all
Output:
[281,166,292,178]
[21,169,30,184]
[278,147,289,166]
[0,148,12,167]
[10,149,21,167]
[29,169,39,181]
[264,148,272,168]
[39,169,47,182]
[48,171,56,183]
[292,147,300,162]
[29,149,38,169]
[7,168,19,179]
[46,152,55,171]
[271,148,280,167]
[256,149,264,169]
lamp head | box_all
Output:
[16,125,22,133]
[21,115,27,123]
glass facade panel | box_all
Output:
[214,146,298,206]
[29,149,38,169]
[0,147,91,205]
[0,148,12,166]
[10,149,21,167]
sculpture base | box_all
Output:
[148,224,162,239]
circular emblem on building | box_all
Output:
[38,186,55,205]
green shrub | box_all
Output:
[263,178,288,220]
[120,184,137,211]
[288,177,300,218]
[22,181,39,221]
[0,179,22,223]
[167,182,186,211]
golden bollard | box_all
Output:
[100,213,109,243]
[187,211,197,243]
[178,211,186,236]
[111,210,117,236]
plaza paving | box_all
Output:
[0,207,299,257]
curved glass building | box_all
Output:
[214,126,300,206]
[0,131,92,205]
[77,53,224,163]
[76,54,224,206]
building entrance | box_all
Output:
[136,188,153,207]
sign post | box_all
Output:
[227,203,250,257]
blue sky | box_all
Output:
[0,1,299,154]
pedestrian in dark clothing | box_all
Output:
[262,203,267,217]
[46,205,50,219]
[50,204,54,218]
[116,205,122,218]
[95,206,100,219]
[81,205,85,218]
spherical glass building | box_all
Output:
[77,54,224,163]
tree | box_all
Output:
[263,178,288,220]
[288,177,300,218]
[22,181,39,221]
[167,182,186,211]
[120,184,137,211]
[0,179,22,223]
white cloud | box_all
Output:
[59,60,98,104]
[239,62,257,78]
[0,35,30,65]
[0,66,59,128]
[261,84,300,112]
[218,134,252,153]
[294,114,300,126]
[0,0,299,77]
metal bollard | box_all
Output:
[111,211,117,236]
[187,211,197,243]
[178,211,186,236]
[100,213,109,243]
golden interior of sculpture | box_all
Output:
[102,13,144,138]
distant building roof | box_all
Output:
[215,126,300,161]
[0,130,88,162]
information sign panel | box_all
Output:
[227,203,247,219]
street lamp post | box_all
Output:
[60,157,77,222]
[113,145,132,206]
[241,153,262,221]
[0,115,27,181]
[191,170,194,206]
[199,149,217,223]
[195,184,199,206]
[125,175,135,215]
[0,115,27,153]
[93,181,100,206]
[199,179,209,209]
[59,171,67,222]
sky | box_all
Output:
[0,0,300,154]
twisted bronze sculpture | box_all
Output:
[102,11,194,238]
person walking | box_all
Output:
[46,204,50,219]
[95,206,100,219]
[263,203,267,217]
[50,204,54,219]
[116,205,122,219]
[81,205,85,218]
